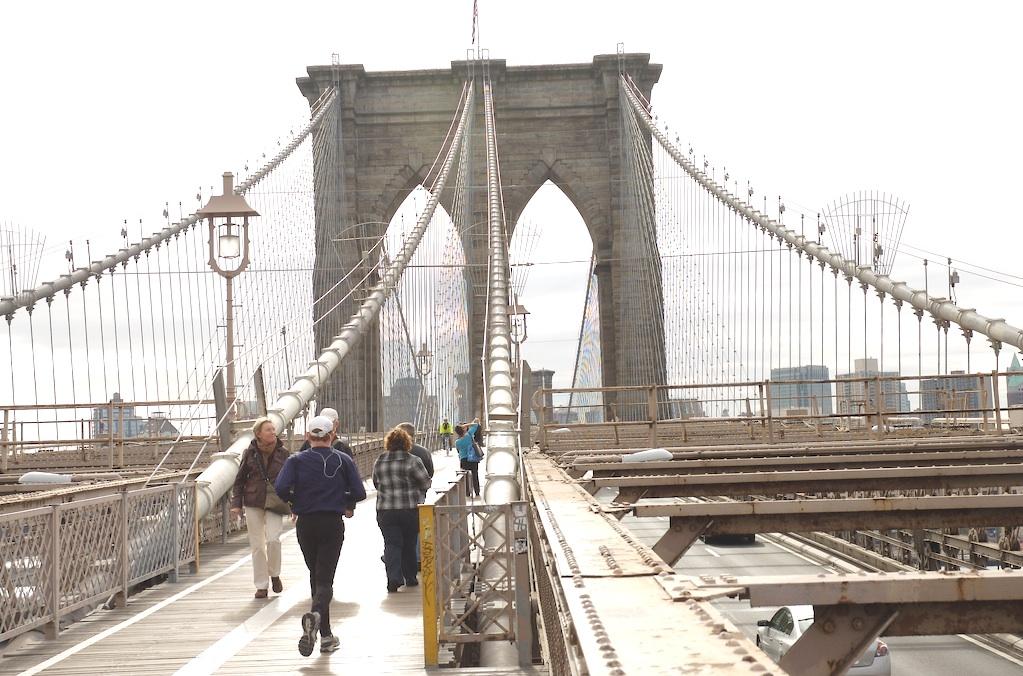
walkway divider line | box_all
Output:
[17,531,294,676]
[172,585,307,675]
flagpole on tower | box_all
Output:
[472,0,479,56]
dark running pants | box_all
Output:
[376,508,419,589]
[296,512,345,637]
[460,459,481,497]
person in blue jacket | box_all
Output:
[454,418,482,498]
[275,415,367,657]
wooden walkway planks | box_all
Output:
[4,452,496,675]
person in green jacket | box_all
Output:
[438,417,454,454]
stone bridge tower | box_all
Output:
[298,54,664,431]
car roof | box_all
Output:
[785,605,814,621]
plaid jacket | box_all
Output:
[372,450,432,511]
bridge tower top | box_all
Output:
[295,54,664,405]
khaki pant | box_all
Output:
[244,506,283,590]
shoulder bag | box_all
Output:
[470,440,485,462]
[254,449,292,515]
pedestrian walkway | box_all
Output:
[4,450,487,675]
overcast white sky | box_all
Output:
[2,0,1022,388]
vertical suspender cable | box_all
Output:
[190,81,473,517]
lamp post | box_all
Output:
[414,342,433,431]
[506,294,530,365]
[198,172,259,420]
[507,294,530,410]
[415,342,433,377]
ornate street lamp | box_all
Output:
[198,172,258,418]
[506,294,530,393]
[507,295,530,350]
[415,342,433,377]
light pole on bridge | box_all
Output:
[198,172,258,421]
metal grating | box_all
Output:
[0,482,198,644]
[56,495,122,614]
[126,487,175,586]
[0,507,55,641]
[435,503,520,642]
[178,483,197,563]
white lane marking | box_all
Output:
[18,530,295,676]
[704,546,721,558]
[957,634,1023,668]
[765,537,841,573]
[173,586,306,675]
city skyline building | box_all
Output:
[835,358,910,425]
[1008,353,1023,408]
[919,370,992,423]
[90,392,180,439]
[769,365,833,416]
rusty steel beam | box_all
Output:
[562,434,1023,463]
[632,494,1023,537]
[653,518,710,566]
[780,603,897,676]
[734,568,1023,607]
[576,448,1023,477]
[779,599,1023,676]
[598,464,1023,500]
[880,601,1023,635]
[522,454,782,674]
[921,529,1023,569]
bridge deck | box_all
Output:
[4,452,535,675]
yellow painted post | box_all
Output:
[419,503,439,666]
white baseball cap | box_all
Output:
[319,407,339,422]
[307,415,334,437]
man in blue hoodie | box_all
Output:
[275,415,367,657]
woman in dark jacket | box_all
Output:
[231,416,290,598]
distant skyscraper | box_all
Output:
[667,397,705,419]
[454,371,472,423]
[382,377,422,430]
[769,365,833,416]
[90,392,180,439]
[1008,354,1023,408]
[919,370,992,423]
[835,358,910,421]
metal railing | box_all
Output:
[839,527,1023,572]
[1,399,216,472]
[0,482,197,643]
[419,471,532,668]
[536,370,1022,450]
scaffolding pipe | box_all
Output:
[620,76,1023,357]
[193,83,474,518]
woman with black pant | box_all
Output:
[372,427,432,593]
[455,419,482,498]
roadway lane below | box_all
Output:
[600,491,1023,675]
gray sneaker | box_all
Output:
[298,611,320,656]
[320,635,340,653]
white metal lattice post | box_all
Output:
[170,484,181,583]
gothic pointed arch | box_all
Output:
[503,159,607,254]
